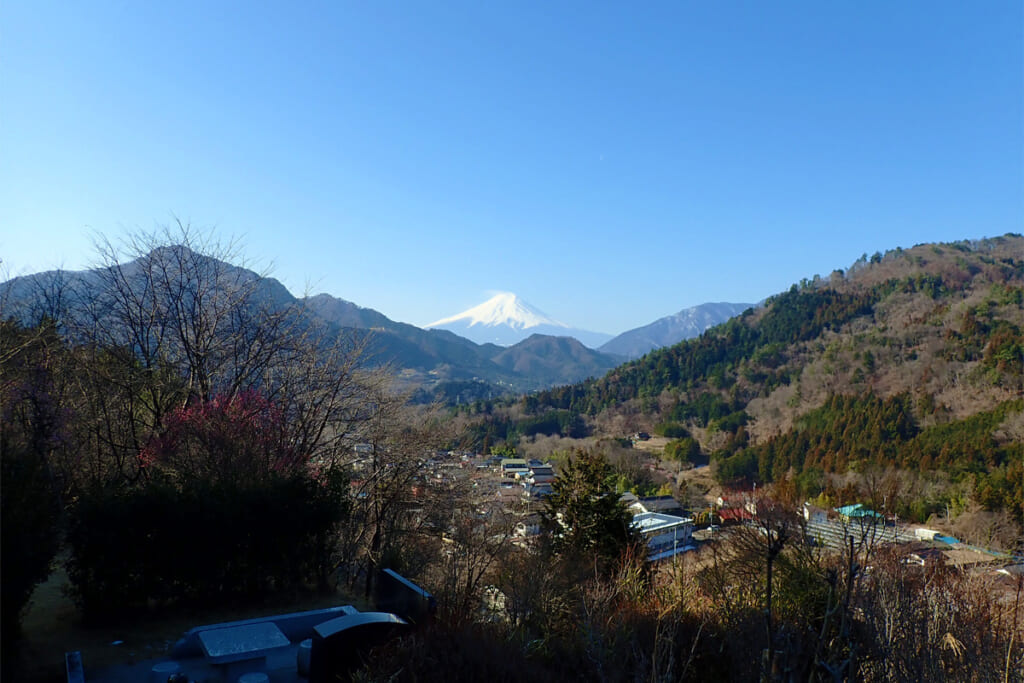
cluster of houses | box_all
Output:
[348,445,1020,578]
[499,457,556,498]
[490,459,698,562]
[713,493,1023,578]
[348,446,699,568]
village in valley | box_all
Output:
[411,444,1021,578]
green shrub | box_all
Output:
[664,437,702,464]
[654,422,690,438]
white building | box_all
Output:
[802,502,829,524]
[631,512,694,561]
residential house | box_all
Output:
[834,503,884,523]
[522,482,554,499]
[629,495,685,517]
[514,514,542,537]
[716,493,755,523]
[631,512,694,561]
[522,465,556,485]
[500,458,529,479]
[802,502,829,524]
[898,542,947,567]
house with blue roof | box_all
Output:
[834,503,884,523]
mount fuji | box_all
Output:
[425,292,613,349]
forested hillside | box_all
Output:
[462,235,1024,525]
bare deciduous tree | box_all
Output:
[5,222,387,489]
[337,393,450,598]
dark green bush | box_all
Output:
[66,472,348,621]
[0,320,64,643]
[664,437,702,464]
[654,422,690,438]
[0,445,61,641]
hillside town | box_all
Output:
[62,440,1022,683]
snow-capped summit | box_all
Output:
[427,292,568,331]
[425,292,612,348]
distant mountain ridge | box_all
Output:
[425,292,613,348]
[0,251,623,397]
[600,302,753,358]
[491,334,619,383]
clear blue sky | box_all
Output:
[2,2,1021,335]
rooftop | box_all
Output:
[631,512,694,534]
[67,570,435,683]
[79,605,357,683]
[631,495,684,514]
[834,503,884,519]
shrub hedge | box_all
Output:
[66,472,348,621]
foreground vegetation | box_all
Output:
[1,228,439,643]
[360,531,1023,682]
[3,229,1022,681]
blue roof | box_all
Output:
[834,503,883,519]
